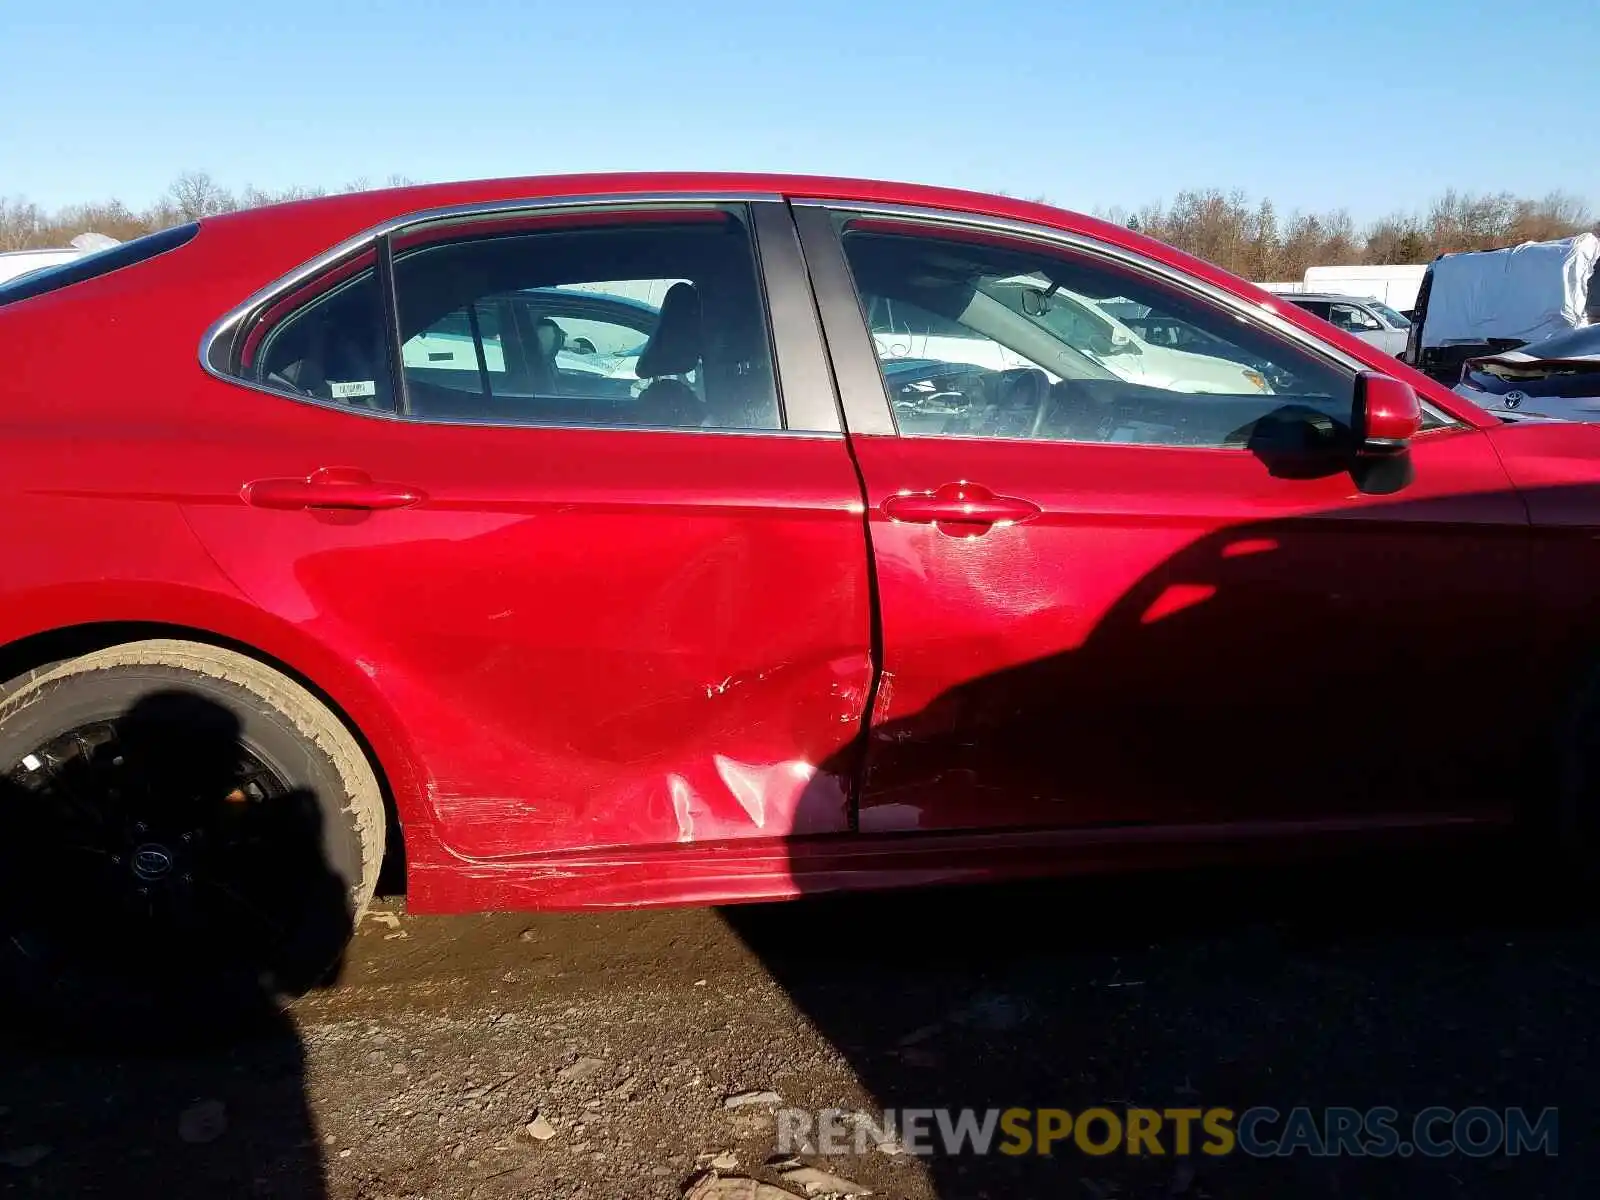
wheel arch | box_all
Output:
[0,616,426,892]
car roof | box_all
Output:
[191,172,1175,285]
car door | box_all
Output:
[793,202,1531,836]
[189,199,874,859]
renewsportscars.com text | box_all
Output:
[777,1105,1558,1158]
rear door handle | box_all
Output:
[881,482,1041,534]
[244,467,426,511]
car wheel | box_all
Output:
[0,639,384,1030]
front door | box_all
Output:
[799,207,1529,835]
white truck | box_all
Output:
[1261,265,1427,314]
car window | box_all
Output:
[1367,301,1410,328]
[837,221,1355,447]
[249,250,396,412]
[402,284,669,399]
[1289,299,1331,320]
[1329,303,1382,332]
[391,210,781,430]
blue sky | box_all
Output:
[3,0,1595,221]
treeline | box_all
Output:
[1100,189,1596,280]
[0,171,415,251]
[5,175,1596,283]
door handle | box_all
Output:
[881,482,1041,534]
[243,467,426,511]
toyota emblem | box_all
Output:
[1504,391,1526,409]
[131,844,175,881]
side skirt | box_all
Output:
[405,809,1510,914]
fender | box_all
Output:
[0,576,442,865]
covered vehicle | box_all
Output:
[1407,232,1600,382]
[1455,324,1600,421]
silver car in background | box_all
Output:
[1282,292,1411,357]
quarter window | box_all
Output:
[249,250,396,412]
[837,220,1358,448]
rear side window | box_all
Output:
[390,209,782,430]
[1290,299,1331,319]
[0,223,199,308]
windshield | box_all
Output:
[1367,301,1410,328]
[983,276,1146,367]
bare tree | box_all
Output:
[0,198,43,251]
[0,176,1589,277]
[167,171,236,221]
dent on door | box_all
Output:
[183,421,877,861]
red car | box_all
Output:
[0,173,1594,1007]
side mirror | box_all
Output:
[1351,373,1422,495]
[1354,372,1422,453]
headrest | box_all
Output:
[635,282,702,378]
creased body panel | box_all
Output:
[180,412,874,860]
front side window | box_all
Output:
[837,219,1355,447]
[391,209,781,430]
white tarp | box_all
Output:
[1420,232,1599,349]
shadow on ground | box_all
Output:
[0,689,348,1199]
[723,849,1597,1198]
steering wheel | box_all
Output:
[984,368,1054,439]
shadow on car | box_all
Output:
[722,474,1597,1198]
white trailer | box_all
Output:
[1301,265,1427,312]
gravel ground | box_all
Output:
[0,850,1594,1199]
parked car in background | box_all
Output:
[1,172,1596,1020]
[1454,324,1600,422]
[400,285,660,395]
[1282,293,1410,357]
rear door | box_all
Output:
[794,203,1530,836]
[190,198,873,859]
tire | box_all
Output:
[0,639,384,1031]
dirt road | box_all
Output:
[1,852,1593,1198]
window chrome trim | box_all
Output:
[197,190,842,438]
[793,198,1459,431]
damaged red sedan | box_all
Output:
[1,173,1596,1010]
